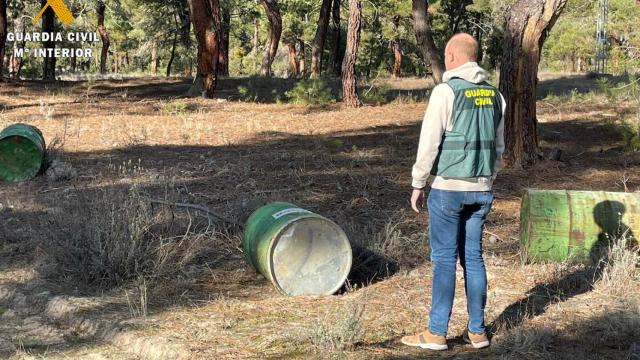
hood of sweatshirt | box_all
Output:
[442,62,489,84]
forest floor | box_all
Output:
[0,73,639,359]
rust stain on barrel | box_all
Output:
[571,230,586,242]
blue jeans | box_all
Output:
[427,188,493,336]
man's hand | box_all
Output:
[411,189,426,213]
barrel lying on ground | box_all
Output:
[520,189,640,263]
[0,124,46,182]
[243,202,353,296]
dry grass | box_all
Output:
[494,303,640,360]
[1,74,640,359]
[311,294,367,353]
[597,233,640,296]
[40,183,220,292]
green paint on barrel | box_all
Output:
[520,189,640,263]
[243,202,353,296]
[0,124,46,182]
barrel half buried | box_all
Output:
[0,124,46,182]
[243,202,353,296]
[520,189,640,263]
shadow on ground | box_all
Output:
[0,76,431,108]
[2,77,640,356]
[378,307,640,359]
[537,73,631,99]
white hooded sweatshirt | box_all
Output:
[411,62,506,192]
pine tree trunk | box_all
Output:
[298,40,306,77]
[0,0,6,79]
[113,48,119,73]
[167,8,182,77]
[151,42,158,75]
[96,1,109,75]
[577,57,583,72]
[288,43,298,78]
[411,0,444,83]
[499,0,568,168]
[178,0,192,51]
[252,18,260,53]
[260,0,281,77]
[311,0,332,78]
[475,19,484,62]
[187,0,221,98]
[391,16,402,78]
[8,6,24,79]
[167,28,178,76]
[70,55,76,73]
[330,0,341,76]
[218,7,230,76]
[342,0,361,108]
[42,0,56,80]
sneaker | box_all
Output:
[463,329,490,349]
[401,330,448,351]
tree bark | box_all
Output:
[391,15,402,78]
[70,55,76,73]
[177,0,192,49]
[288,43,298,78]
[252,18,260,53]
[151,41,158,75]
[8,3,25,78]
[260,0,281,77]
[411,0,444,83]
[167,28,178,76]
[499,0,568,168]
[177,1,192,76]
[218,6,230,77]
[342,0,361,108]
[113,47,118,73]
[330,0,342,76]
[577,57,583,72]
[96,0,109,75]
[0,0,6,79]
[42,0,56,80]
[298,40,306,77]
[475,16,484,62]
[311,0,332,78]
[167,8,182,77]
[187,0,221,98]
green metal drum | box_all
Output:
[0,124,46,182]
[243,202,353,296]
[520,189,640,263]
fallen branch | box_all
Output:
[149,199,244,229]
[484,230,503,242]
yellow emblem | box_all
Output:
[33,0,75,26]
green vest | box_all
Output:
[430,77,502,178]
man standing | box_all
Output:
[401,33,505,351]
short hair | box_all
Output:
[445,33,479,61]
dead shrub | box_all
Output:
[597,233,640,296]
[311,297,367,353]
[42,185,213,291]
[346,216,426,284]
[494,324,556,359]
